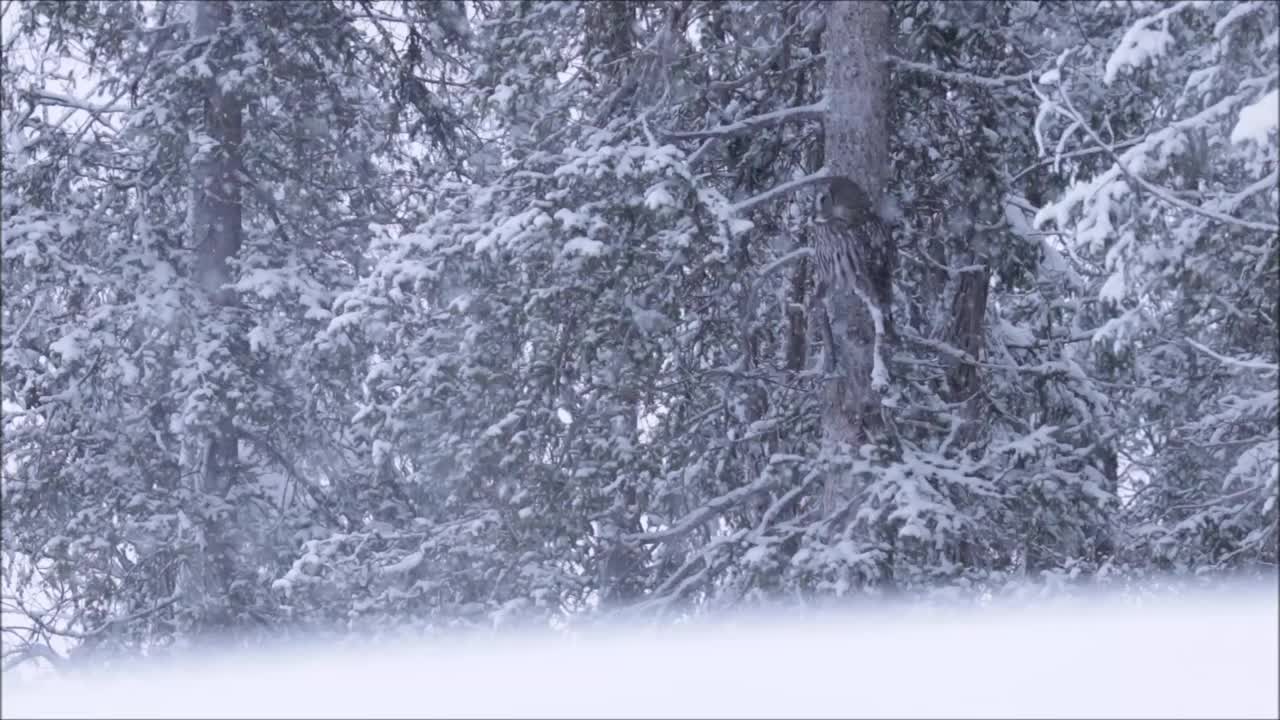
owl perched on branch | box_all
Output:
[813,176,897,347]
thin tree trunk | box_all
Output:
[944,261,990,453]
[786,23,825,375]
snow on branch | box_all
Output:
[751,248,815,291]
[1230,89,1279,147]
[1,642,67,673]
[623,478,768,546]
[888,56,1033,90]
[1186,338,1280,374]
[1008,137,1145,184]
[623,454,806,546]
[25,89,131,115]
[661,99,827,142]
[1220,170,1280,212]
[1214,0,1272,38]
[1046,84,1280,235]
[722,169,830,219]
[1103,1,1198,85]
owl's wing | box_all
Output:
[855,214,896,339]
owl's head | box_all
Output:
[816,176,873,224]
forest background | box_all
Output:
[1,0,1276,670]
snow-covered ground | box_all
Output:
[4,583,1277,719]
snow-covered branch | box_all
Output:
[25,89,131,115]
[709,53,825,94]
[723,169,830,218]
[1217,170,1280,213]
[1,643,66,673]
[661,99,827,142]
[888,56,1034,90]
[1008,136,1145,184]
[751,248,814,292]
[623,455,806,546]
[1186,338,1280,374]
[623,477,769,546]
[1057,84,1280,234]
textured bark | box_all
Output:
[824,2,891,195]
[183,0,244,630]
[944,263,990,453]
[788,24,825,375]
[191,1,244,315]
[820,1,893,517]
[785,258,811,373]
[941,93,1002,456]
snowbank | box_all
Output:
[4,584,1277,719]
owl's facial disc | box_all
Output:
[815,191,832,222]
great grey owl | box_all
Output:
[813,175,896,344]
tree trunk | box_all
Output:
[944,260,990,455]
[820,1,893,520]
[824,2,891,194]
[786,21,826,375]
[182,0,244,632]
[585,0,645,609]
[191,0,244,314]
